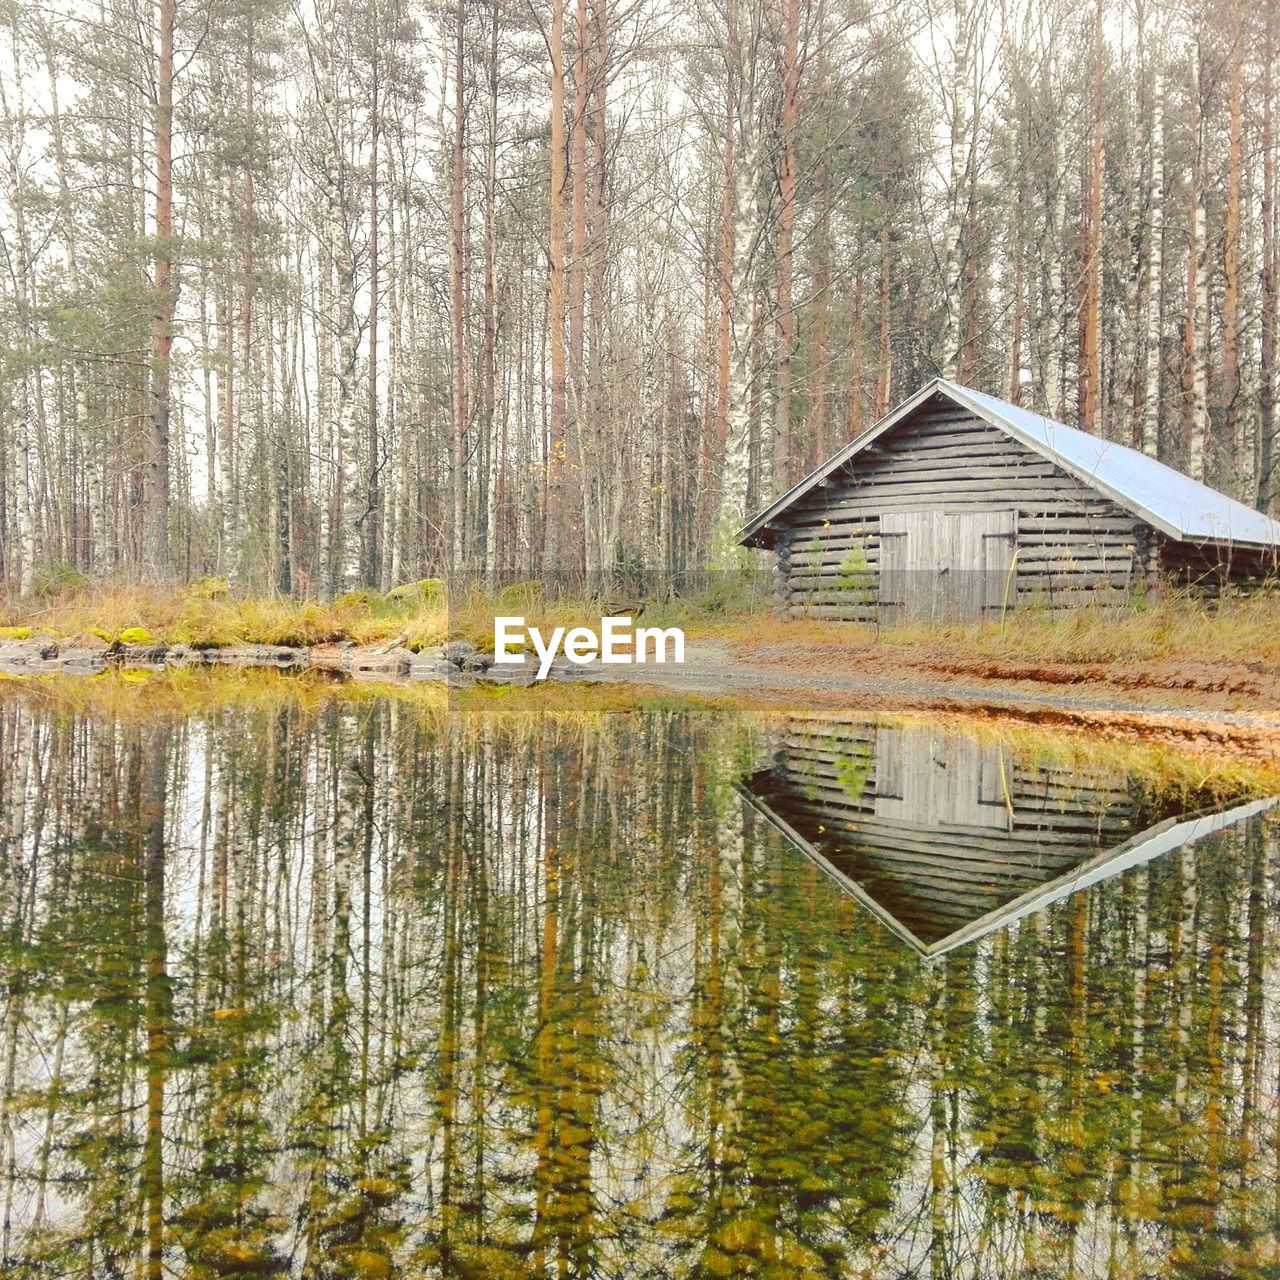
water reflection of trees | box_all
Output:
[0,693,1278,1278]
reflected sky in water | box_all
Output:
[0,682,1278,1279]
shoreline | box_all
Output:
[4,632,1280,761]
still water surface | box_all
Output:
[1,680,1278,1278]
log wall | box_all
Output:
[751,717,1151,946]
[772,400,1151,620]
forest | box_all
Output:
[0,0,1273,596]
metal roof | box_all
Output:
[738,378,1280,549]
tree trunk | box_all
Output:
[1222,0,1244,475]
[1183,32,1208,482]
[1141,63,1164,458]
[569,0,589,573]
[773,0,800,486]
[718,120,760,538]
[147,0,176,578]
[849,272,864,436]
[587,0,610,574]
[939,0,970,378]
[1009,189,1024,403]
[876,231,892,417]
[365,6,381,587]
[449,0,469,572]
[1077,0,1104,435]
[1261,1,1277,510]
[545,0,568,575]
[482,0,500,576]
[715,98,734,516]
[1042,58,1066,418]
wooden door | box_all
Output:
[879,509,1016,622]
[873,726,1012,831]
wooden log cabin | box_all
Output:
[740,715,1274,957]
[738,379,1280,621]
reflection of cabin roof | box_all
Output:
[740,720,1276,958]
[737,378,1280,549]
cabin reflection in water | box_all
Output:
[741,717,1274,956]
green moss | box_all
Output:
[89,624,156,645]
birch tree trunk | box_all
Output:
[1183,32,1208,483]
[773,0,800,487]
[938,0,970,378]
[1140,62,1164,458]
[364,8,381,587]
[715,0,764,545]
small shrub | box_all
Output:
[0,625,32,641]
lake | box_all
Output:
[1,674,1277,1278]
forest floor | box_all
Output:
[4,583,1280,759]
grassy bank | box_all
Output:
[4,578,1280,667]
[0,577,765,654]
[737,597,1280,666]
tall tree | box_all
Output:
[148,0,177,576]
[773,0,801,485]
[1077,0,1104,434]
[545,0,569,574]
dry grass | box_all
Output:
[0,583,429,650]
[0,577,760,654]
[877,595,1280,664]
[704,595,1280,666]
[6,579,1280,668]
